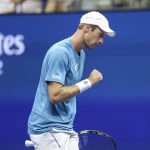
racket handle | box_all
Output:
[25,140,34,147]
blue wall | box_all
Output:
[0,11,150,150]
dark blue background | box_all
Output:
[0,11,150,150]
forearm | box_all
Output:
[48,84,80,103]
[48,69,103,104]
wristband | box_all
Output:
[76,79,92,93]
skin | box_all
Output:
[48,24,104,103]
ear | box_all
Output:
[83,24,91,33]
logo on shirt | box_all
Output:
[71,63,79,72]
[75,64,79,71]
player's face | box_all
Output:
[84,27,105,49]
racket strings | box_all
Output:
[79,133,116,150]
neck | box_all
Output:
[70,30,85,54]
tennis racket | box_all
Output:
[78,130,117,150]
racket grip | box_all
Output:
[25,140,34,147]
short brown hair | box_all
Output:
[78,23,98,31]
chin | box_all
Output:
[85,42,95,49]
[86,46,92,49]
[89,45,96,49]
[85,44,94,49]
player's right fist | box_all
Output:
[88,69,103,86]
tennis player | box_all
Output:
[27,11,115,150]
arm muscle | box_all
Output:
[48,82,79,103]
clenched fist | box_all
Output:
[88,69,103,86]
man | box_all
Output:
[27,11,115,150]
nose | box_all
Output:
[98,37,104,45]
